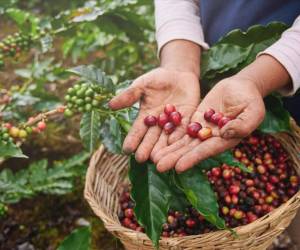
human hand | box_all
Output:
[109,67,200,162]
[152,76,266,172]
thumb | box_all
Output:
[109,76,144,110]
[220,99,265,139]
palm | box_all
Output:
[153,78,266,173]
[110,67,200,162]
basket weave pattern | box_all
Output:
[84,124,300,250]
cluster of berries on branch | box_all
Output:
[64,83,108,117]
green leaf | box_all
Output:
[213,151,251,173]
[71,7,104,23]
[168,171,191,212]
[0,141,27,159]
[129,158,172,248]
[217,22,287,47]
[80,110,101,153]
[99,116,123,154]
[201,22,288,88]
[67,65,114,92]
[201,44,253,79]
[57,226,91,250]
[5,8,39,32]
[175,168,225,229]
[259,95,291,133]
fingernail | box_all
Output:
[123,147,133,155]
[223,129,236,139]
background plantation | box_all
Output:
[0,0,155,249]
[0,0,298,249]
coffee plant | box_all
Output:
[0,1,298,248]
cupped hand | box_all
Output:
[152,76,266,173]
[109,67,200,162]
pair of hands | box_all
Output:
[109,66,266,173]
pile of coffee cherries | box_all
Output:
[119,132,300,236]
[64,83,104,117]
[144,105,232,141]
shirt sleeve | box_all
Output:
[258,16,300,96]
[155,0,209,56]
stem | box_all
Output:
[24,106,66,127]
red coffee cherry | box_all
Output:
[204,108,215,122]
[210,112,223,125]
[144,115,157,126]
[158,113,169,128]
[187,122,202,138]
[164,104,176,116]
[169,111,182,126]
[163,122,175,134]
[37,121,47,131]
[198,127,212,141]
[218,117,231,128]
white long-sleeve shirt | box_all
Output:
[155,0,300,95]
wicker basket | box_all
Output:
[84,123,300,250]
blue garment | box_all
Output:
[200,0,300,124]
[200,0,300,45]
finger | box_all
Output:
[220,99,265,139]
[109,77,144,110]
[157,139,200,172]
[168,116,189,144]
[135,126,162,163]
[175,137,239,172]
[152,135,192,164]
[122,113,148,154]
[150,133,168,161]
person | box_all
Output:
[109,0,300,246]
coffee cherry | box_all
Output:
[229,185,240,195]
[122,218,131,227]
[37,121,46,131]
[9,127,19,137]
[164,104,176,116]
[218,117,231,128]
[187,122,202,138]
[144,115,157,127]
[157,113,169,128]
[198,127,212,141]
[233,210,244,220]
[234,149,242,159]
[247,212,258,223]
[245,179,254,187]
[222,169,232,179]
[163,122,175,134]
[211,167,221,177]
[64,109,73,117]
[185,218,196,228]
[257,165,266,174]
[204,108,215,122]
[124,208,134,219]
[222,206,229,215]
[18,129,27,138]
[169,111,182,126]
[210,112,223,125]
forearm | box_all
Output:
[234,54,291,97]
[160,40,201,77]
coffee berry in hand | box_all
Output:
[144,104,182,135]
